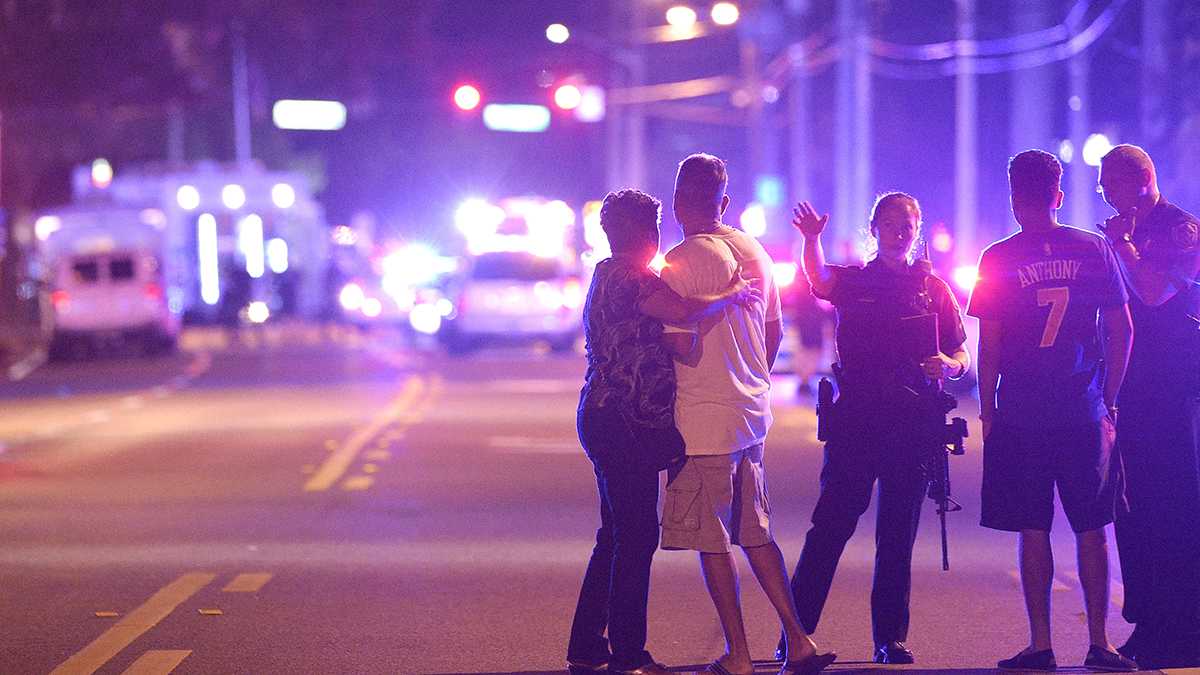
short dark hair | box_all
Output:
[1009,149,1062,206]
[674,153,728,211]
[1101,143,1156,178]
[600,189,660,253]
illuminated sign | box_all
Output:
[482,104,551,133]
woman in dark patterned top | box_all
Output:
[568,189,758,675]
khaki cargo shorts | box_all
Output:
[660,443,773,553]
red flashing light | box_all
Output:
[144,282,164,300]
[51,290,70,308]
[553,84,582,111]
[453,84,482,111]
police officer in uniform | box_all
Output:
[1098,144,1200,669]
[782,194,970,664]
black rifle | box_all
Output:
[919,386,968,571]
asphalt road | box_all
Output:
[0,325,1161,674]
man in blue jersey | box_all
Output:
[1098,144,1200,669]
[969,150,1135,671]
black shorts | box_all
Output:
[981,418,1121,533]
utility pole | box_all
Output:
[604,0,626,192]
[605,0,647,192]
[741,22,765,185]
[1009,2,1052,166]
[231,21,252,165]
[167,102,186,164]
[787,40,810,210]
[1067,47,1091,229]
[834,0,870,256]
[954,0,977,256]
[625,1,647,191]
[1141,0,1168,146]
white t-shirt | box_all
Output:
[660,225,783,455]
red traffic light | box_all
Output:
[453,84,482,111]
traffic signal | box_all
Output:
[453,84,482,111]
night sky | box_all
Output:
[2,1,1198,252]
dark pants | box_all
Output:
[567,406,660,671]
[1114,392,1200,668]
[789,430,927,646]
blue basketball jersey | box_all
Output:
[967,225,1128,429]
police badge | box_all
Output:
[1171,220,1199,250]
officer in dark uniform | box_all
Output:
[781,195,970,665]
[1098,144,1200,669]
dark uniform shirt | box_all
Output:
[1121,198,1200,399]
[819,258,967,404]
[579,257,676,430]
[967,225,1128,430]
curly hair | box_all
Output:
[1008,149,1062,206]
[600,189,661,254]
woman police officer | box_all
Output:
[780,193,971,665]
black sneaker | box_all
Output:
[998,648,1057,671]
[874,641,915,664]
[1084,645,1138,672]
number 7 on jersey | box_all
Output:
[1036,286,1070,348]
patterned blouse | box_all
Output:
[579,257,677,430]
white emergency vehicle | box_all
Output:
[38,160,327,330]
[435,197,584,353]
[38,205,180,356]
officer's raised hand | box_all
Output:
[921,352,965,381]
[792,201,830,239]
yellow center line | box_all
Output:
[222,572,273,593]
[341,475,375,491]
[304,375,424,492]
[119,650,192,675]
[51,572,215,675]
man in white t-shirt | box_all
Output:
[658,154,834,675]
